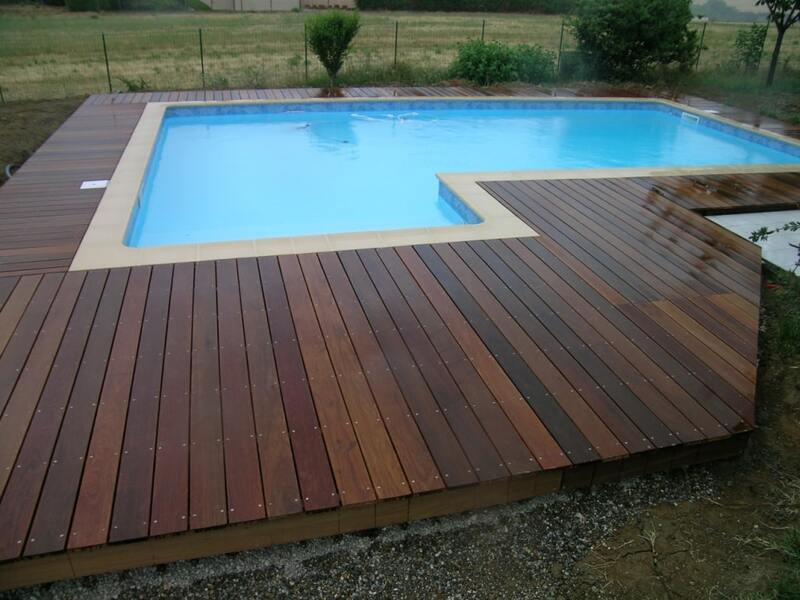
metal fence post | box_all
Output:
[481,19,485,42]
[199,28,206,89]
[394,21,399,68]
[556,19,565,75]
[304,23,309,82]
[101,33,112,93]
[695,21,707,70]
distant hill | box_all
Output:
[692,0,767,22]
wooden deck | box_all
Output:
[0,85,790,590]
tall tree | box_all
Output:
[757,0,800,85]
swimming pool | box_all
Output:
[124,99,800,249]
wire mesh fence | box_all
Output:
[0,16,797,101]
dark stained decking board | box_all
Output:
[0,85,789,588]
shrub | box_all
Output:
[571,0,698,80]
[450,40,556,85]
[733,23,768,72]
[450,40,518,85]
[306,10,361,88]
[515,44,556,83]
[354,0,575,13]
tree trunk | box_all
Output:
[766,26,786,87]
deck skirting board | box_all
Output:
[0,433,749,591]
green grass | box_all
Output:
[769,528,800,598]
[676,70,800,125]
[1,4,800,100]
[763,267,800,359]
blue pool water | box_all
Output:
[126,100,800,247]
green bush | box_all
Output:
[571,0,698,80]
[355,0,575,13]
[733,23,768,72]
[515,44,556,83]
[306,10,361,87]
[450,40,555,85]
[450,40,518,85]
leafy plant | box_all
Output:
[750,220,800,273]
[117,76,148,92]
[571,0,698,80]
[450,40,556,86]
[306,10,361,88]
[515,44,556,83]
[733,23,768,72]
[450,40,518,86]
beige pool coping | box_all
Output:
[69,96,800,272]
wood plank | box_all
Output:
[189,261,227,530]
[281,255,376,505]
[565,178,757,302]
[149,263,194,536]
[0,270,109,561]
[374,247,538,476]
[485,181,654,303]
[237,258,302,518]
[0,272,84,496]
[652,300,756,381]
[324,251,477,487]
[710,293,759,331]
[258,256,339,512]
[0,276,41,358]
[24,269,127,557]
[110,264,173,542]
[449,240,664,453]
[0,277,19,312]
[215,260,265,522]
[298,253,410,499]
[511,238,742,434]
[68,267,149,549]
[345,249,508,482]
[416,244,616,462]
[477,239,715,443]
[590,178,760,296]
[636,302,755,399]
[317,252,444,494]
[617,302,755,425]
[672,295,757,364]
[0,273,64,417]
[394,246,569,471]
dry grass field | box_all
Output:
[1,4,799,100]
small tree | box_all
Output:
[571,0,698,80]
[757,0,800,86]
[732,23,768,72]
[306,10,361,89]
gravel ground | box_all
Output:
[3,467,719,600]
